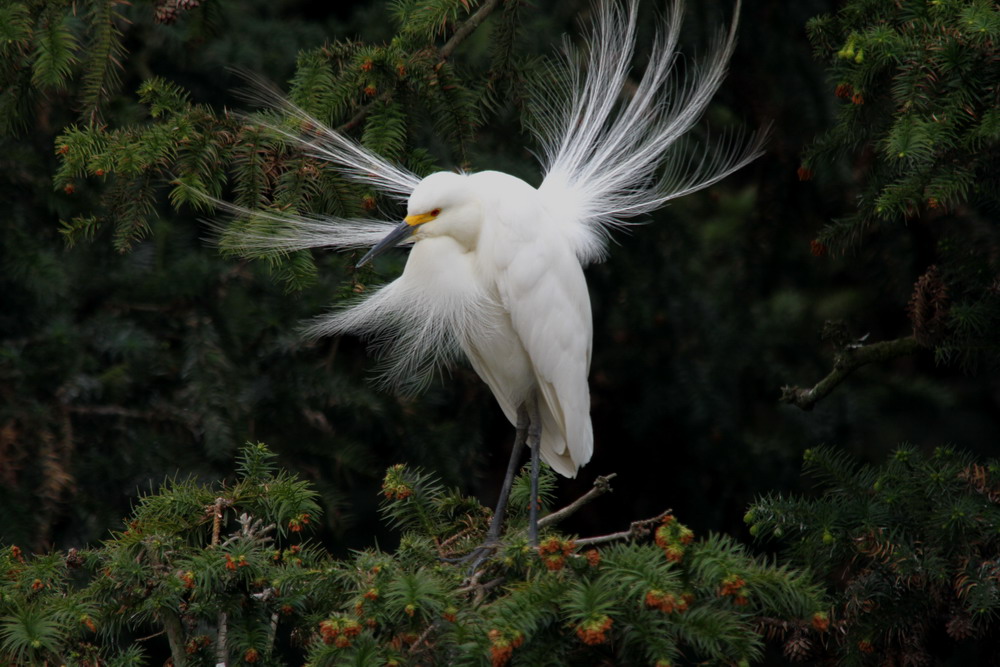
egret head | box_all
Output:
[357,171,479,267]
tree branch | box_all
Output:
[216,610,229,667]
[780,335,921,411]
[66,403,199,434]
[211,497,225,546]
[538,473,617,529]
[408,620,440,655]
[146,543,187,666]
[159,610,188,667]
[575,510,672,547]
[439,0,505,61]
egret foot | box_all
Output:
[460,542,501,576]
[446,402,533,574]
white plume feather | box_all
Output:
[209,196,403,255]
[304,238,504,394]
[534,0,765,264]
[235,73,421,201]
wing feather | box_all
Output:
[490,199,594,476]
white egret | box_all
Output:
[227,0,764,546]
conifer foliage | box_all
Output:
[0,443,825,665]
[803,0,999,238]
[49,0,503,273]
[748,446,1000,664]
[799,0,1000,373]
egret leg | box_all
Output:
[458,404,530,572]
[485,402,530,544]
[526,397,542,546]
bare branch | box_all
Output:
[439,0,505,61]
[159,611,188,667]
[211,498,225,546]
[780,335,922,411]
[538,473,617,529]
[216,610,229,667]
[336,90,393,133]
[575,510,672,547]
[66,403,199,433]
[408,620,440,655]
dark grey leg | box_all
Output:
[461,403,530,573]
[526,397,541,546]
[485,403,530,543]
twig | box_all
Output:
[575,510,672,547]
[266,611,279,659]
[538,473,617,529]
[336,90,394,133]
[458,566,486,592]
[439,0,505,61]
[438,524,477,549]
[458,575,504,595]
[408,620,440,656]
[216,610,229,667]
[457,567,506,607]
[65,403,200,434]
[780,335,921,411]
[211,498,225,546]
[219,514,275,548]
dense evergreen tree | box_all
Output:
[748,446,1000,663]
[0,443,826,665]
[782,0,1000,408]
